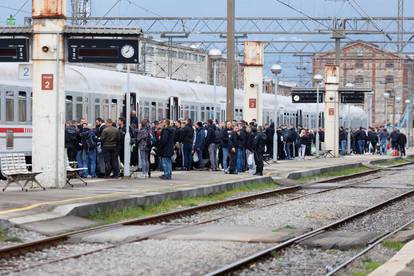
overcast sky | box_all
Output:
[0,0,412,83]
[0,0,411,25]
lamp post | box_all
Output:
[405,99,412,148]
[124,64,131,177]
[271,64,282,163]
[209,48,222,122]
[384,92,390,128]
[366,92,374,130]
[313,74,323,156]
[395,96,401,128]
[345,83,354,154]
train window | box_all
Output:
[143,101,150,120]
[200,106,205,121]
[103,99,109,119]
[111,99,117,120]
[158,103,164,120]
[6,91,14,122]
[18,91,27,122]
[75,96,83,121]
[94,99,100,119]
[150,102,156,121]
[183,105,189,119]
[66,96,73,121]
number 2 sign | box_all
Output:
[41,74,54,91]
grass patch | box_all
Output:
[382,239,404,251]
[90,182,278,224]
[374,158,408,167]
[296,166,370,184]
[0,229,22,243]
[353,258,381,276]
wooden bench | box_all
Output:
[66,157,87,187]
[315,150,335,159]
[0,153,45,192]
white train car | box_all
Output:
[0,63,367,156]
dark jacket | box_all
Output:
[355,130,367,141]
[194,127,206,151]
[174,127,183,144]
[339,129,347,141]
[253,132,267,154]
[265,126,274,145]
[205,125,216,146]
[368,131,379,144]
[398,133,407,146]
[181,124,194,145]
[390,131,399,142]
[65,126,78,149]
[158,127,176,157]
[221,127,233,148]
[101,126,121,149]
[246,131,255,151]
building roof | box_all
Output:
[314,40,409,60]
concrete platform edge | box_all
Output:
[287,162,363,179]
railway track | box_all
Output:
[0,161,412,274]
[205,188,414,276]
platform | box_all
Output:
[0,152,411,231]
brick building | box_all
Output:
[313,41,414,126]
[208,58,244,89]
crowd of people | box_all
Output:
[64,113,409,180]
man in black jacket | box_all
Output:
[265,122,275,158]
[253,126,267,176]
[205,119,218,171]
[398,132,407,157]
[158,119,176,180]
[181,119,194,171]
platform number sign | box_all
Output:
[18,64,32,80]
[41,74,54,91]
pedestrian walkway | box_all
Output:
[0,152,411,225]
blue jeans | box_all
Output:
[85,150,96,177]
[285,143,293,159]
[380,141,387,154]
[183,143,193,170]
[76,150,85,177]
[357,140,365,154]
[161,157,172,179]
[236,148,244,173]
[340,140,347,156]
[222,147,230,171]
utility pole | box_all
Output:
[398,0,404,53]
[32,0,66,187]
[226,0,235,121]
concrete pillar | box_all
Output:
[243,42,264,125]
[324,65,340,157]
[32,0,67,188]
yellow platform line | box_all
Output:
[0,191,129,215]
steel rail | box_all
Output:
[205,188,414,276]
[325,218,414,276]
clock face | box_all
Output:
[293,95,300,102]
[121,45,135,59]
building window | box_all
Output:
[178,51,185,59]
[385,75,394,84]
[355,61,364,69]
[355,75,364,84]
[199,55,206,63]
[385,60,394,69]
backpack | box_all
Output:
[65,127,78,147]
[86,131,97,150]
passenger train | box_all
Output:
[0,63,367,157]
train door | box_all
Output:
[123,92,137,118]
[168,96,179,121]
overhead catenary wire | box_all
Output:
[13,0,29,17]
